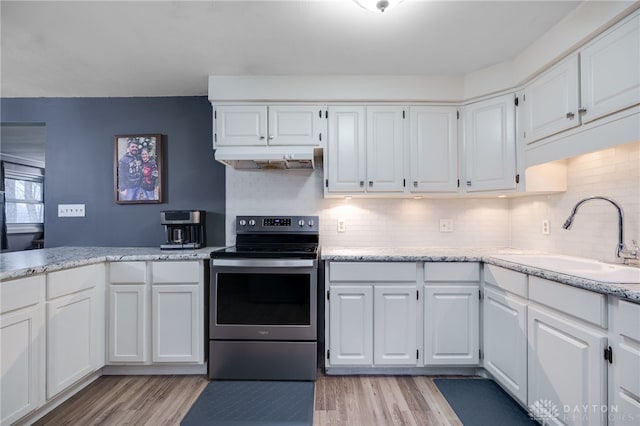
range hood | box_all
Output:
[214,146,317,170]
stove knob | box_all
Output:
[248,219,256,226]
[308,219,314,227]
[239,219,247,226]
[298,219,305,227]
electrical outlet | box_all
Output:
[337,218,346,233]
[542,219,550,235]
[58,204,86,217]
[439,219,454,233]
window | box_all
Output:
[2,162,44,232]
[4,177,44,223]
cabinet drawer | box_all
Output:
[484,264,528,298]
[110,262,146,284]
[0,275,44,314]
[529,276,606,328]
[47,264,98,300]
[617,299,640,341]
[424,262,479,282]
[151,261,200,284]
[329,262,415,282]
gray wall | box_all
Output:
[1,97,225,247]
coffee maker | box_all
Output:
[160,210,205,250]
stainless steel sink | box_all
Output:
[490,254,640,284]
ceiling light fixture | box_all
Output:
[353,0,405,13]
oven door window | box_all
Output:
[216,273,310,325]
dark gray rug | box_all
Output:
[181,380,315,426]
[434,378,537,426]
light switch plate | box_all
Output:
[58,204,86,217]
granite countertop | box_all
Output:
[321,246,640,303]
[0,246,224,281]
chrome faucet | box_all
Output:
[562,196,639,263]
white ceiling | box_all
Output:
[1,0,585,98]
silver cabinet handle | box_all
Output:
[268,135,274,140]
[578,108,587,114]
[359,181,364,187]
[259,136,265,140]
[466,181,472,187]
[369,181,373,187]
[413,181,418,187]
[566,112,575,119]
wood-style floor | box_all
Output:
[33,374,463,426]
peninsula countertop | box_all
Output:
[0,246,223,281]
[321,246,640,303]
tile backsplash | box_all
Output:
[225,141,639,262]
[510,141,639,263]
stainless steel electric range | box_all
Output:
[209,215,319,381]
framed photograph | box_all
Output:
[114,134,163,204]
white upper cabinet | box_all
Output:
[522,11,640,160]
[522,55,580,144]
[268,106,325,146]
[215,105,324,147]
[366,106,405,192]
[326,105,405,194]
[580,12,640,124]
[461,93,516,192]
[215,105,267,146]
[327,106,366,192]
[409,106,459,193]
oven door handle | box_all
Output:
[211,258,316,268]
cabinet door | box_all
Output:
[483,286,527,404]
[268,105,323,146]
[424,285,479,365]
[327,106,366,192]
[215,105,268,146]
[610,299,640,425]
[462,93,516,192]
[580,13,640,124]
[373,285,417,365]
[522,55,580,144]
[0,305,44,425]
[108,285,147,363]
[328,285,373,366]
[151,285,201,363]
[47,289,98,399]
[410,106,458,193]
[366,106,405,192]
[528,305,607,426]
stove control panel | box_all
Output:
[236,215,319,234]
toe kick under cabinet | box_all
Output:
[325,261,480,371]
[107,261,204,365]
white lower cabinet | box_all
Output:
[107,261,204,365]
[527,305,607,426]
[423,263,480,365]
[0,275,45,426]
[327,262,417,367]
[374,285,417,365]
[46,264,105,400]
[328,285,373,366]
[483,286,528,404]
[108,285,147,362]
[609,298,640,425]
[482,264,529,405]
[152,284,200,363]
